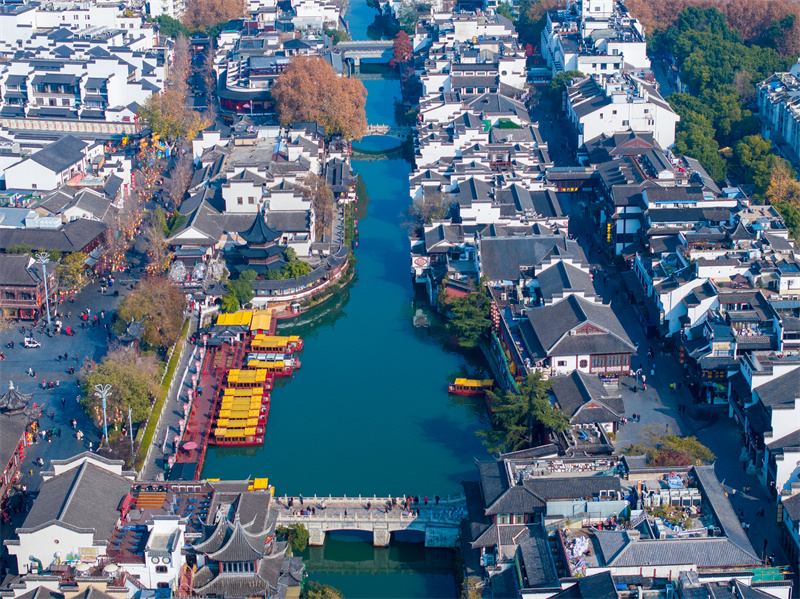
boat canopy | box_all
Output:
[453,378,494,388]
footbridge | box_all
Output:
[273,494,466,548]
[365,124,413,139]
[335,40,394,68]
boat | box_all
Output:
[448,378,494,396]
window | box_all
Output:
[36,97,43,105]
[155,566,168,573]
[644,109,650,114]
[501,70,507,76]
[237,197,243,205]
[31,183,37,189]
[62,99,70,106]
[614,63,620,69]
[599,113,603,119]
[49,99,57,106]
[622,120,629,126]
[85,14,90,19]
[612,110,617,115]
[157,583,169,589]
[579,359,588,368]
[601,63,607,70]
[557,360,567,367]
[3,292,14,299]
[74,14,79,19]
[248,197,255,204]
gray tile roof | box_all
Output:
[518,526,559,588]
[522,475,621,502]
[29,135,87,173]
[266,211,310,233]
[550,571,618,599]
[18,461,131,543]
[479,236,586,281]
[550,370,624,423]
[0,218,107,253]
[521,295,635,360]
[485,484,545,516]
[476,459,509,507]
[608,537,760,568]
[754,367,800,409]
[536,262,597,305]
[781,492,800,524]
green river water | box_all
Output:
[202,4,490,595]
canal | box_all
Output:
[202,2,490,594]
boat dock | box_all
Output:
[166,310,300,480]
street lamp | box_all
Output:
[34,252,51,326]
[94,384,111,447]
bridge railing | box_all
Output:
[275,493,465,506]
[276,509,465,524]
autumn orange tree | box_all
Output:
[271,57,368,140]
[182,0,245,30]
[139,90,210,140]
[117,277,187,348]
[626,0,800,56]
[393,31,413,65]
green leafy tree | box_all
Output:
[547,70,583,111]
[403,190,454,235]
[155,15,189,38]
[221,291,240,313]
[57,252,87,291]
[302,582,344,599]
[324,28,351,44]
[81,347,161,426]
[283,247,297,263]
[515,0,559,46]
[734,135,777,197]
[284,261,313,279]
[6,243,32,254]
[774,201,800,240]
[227,278,254,306]
[440,289,491,348]
[669,101,727,183]
[276,523,310,553]
[478,372,567,453]
[240,269,257,282]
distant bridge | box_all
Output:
[366,124,413,139]
[335,40,394,67]
[273,494,465,547]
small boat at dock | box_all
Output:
[448,378,493,396]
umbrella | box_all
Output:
[182,441,198,451]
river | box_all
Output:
[201,3,489,595]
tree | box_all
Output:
[169,35,191,101]
[302,582,344,599]
[546,70,583,111]
[478,373,567,453]
[81,347,161,427]
[271,57,368,140]
[395,1,420,34]
[183,0,244,29]
[441,289,491,348]
[154,15,189,38]
[276,523,310,553]
[623,424,715,466]
[227,277,254,307]
[403,190,453,235]
[324,29,351,44]
[774,201,800,240]
[117,278,187,348]
[139,90,211,141]
[283,247,297,263]
[144,210,172,275]
[167,153,194,208]
[393,30,413,65]
[766,159,800,207]
[734,135,777,197]
[6,243,32,254]
[284,260,313,279]
[221,291,240,313]
[202,52,218,122]
[515,0,559,45]
[297,172,336,241]
[57,252,87,291]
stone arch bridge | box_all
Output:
[272,494,465,547]
[365,124,413,139]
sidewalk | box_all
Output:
[140,317,198,481]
